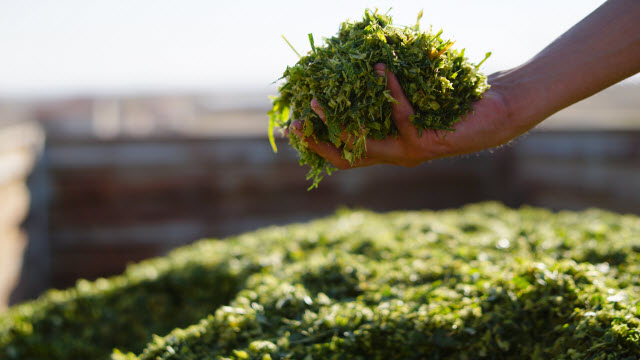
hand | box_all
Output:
[288,63,516,170]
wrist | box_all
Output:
[487,65,550,135]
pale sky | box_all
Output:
[1,0,625,98]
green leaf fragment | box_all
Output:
[477,51,492,68]
[415,9,423,31]
[308,33,316,54]
[268,112,278,153]
[281,35,302,59]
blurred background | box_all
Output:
[1,0,639,310]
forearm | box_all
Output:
[491,0,640,133]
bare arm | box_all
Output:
[493,0,640,138]
[289,0,640,169]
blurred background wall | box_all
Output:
[1,0,638,309]
[0,111,45,310]
[2,85,639,308]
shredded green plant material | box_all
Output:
[269,10,491,188]
[4,203,640,359]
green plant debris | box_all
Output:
[0,243,258,359]
[269,10,491,188]
[4,203,640,359]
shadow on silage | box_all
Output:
[0,259,256,360]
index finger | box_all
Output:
[374,63,420,141]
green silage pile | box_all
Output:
[2,203,640,359]
[269,10,491,188]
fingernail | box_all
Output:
[311,98,319,109]
[289,120,303,136]
[374,63,386,77]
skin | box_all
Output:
[288,0,640,170]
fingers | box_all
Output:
[310,98,325,121]
[374,63,419,141]
[311,98,356,148]
[299,66,422,169]
[289,120,378,169]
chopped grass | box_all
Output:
[3,203,639,359]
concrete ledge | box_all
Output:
[0,120,44,310]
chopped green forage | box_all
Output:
[281,35,302,59]
[308,33,316,54]
[414,9,423,31]
[3,203,640,359]
[268,110,277,153]
[477,51,492,68]
[123,203,640,359]
[269,9,491,188]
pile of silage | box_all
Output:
[2,203,640,359]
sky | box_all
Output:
[0,0,626,98]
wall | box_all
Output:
[0,121,44,310]
[6,84,640,304]
[34,130,639,292]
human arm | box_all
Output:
[289,0,640,169]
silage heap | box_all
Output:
[269,10,491,188]
[2,203,640,359]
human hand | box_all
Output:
[287,0,640,171]
[288,63,517,170]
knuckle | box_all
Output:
[403,129,451,161]
[428,131,452,158]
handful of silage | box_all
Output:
[269,10,491,188]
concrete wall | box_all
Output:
[4,84,639,304]
[29,130,638,293]
[0,121,44,310]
